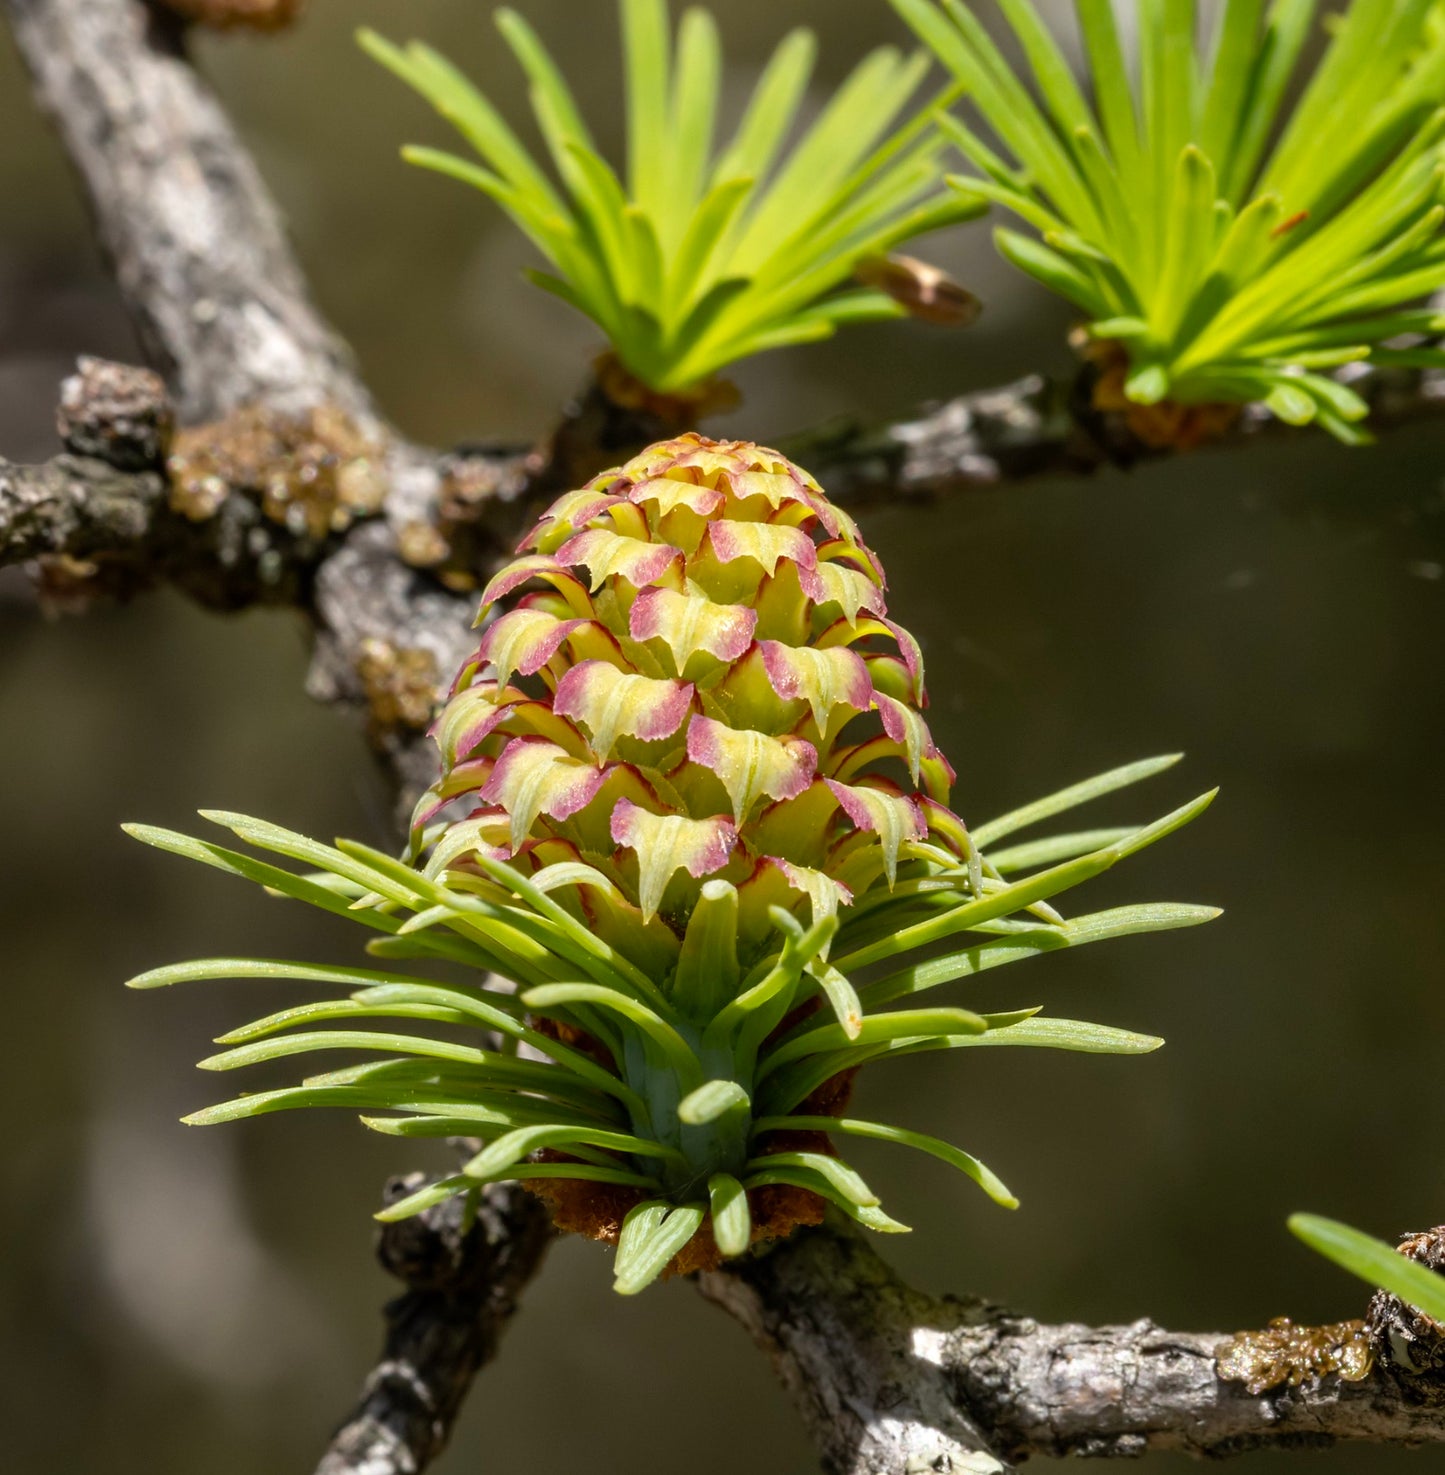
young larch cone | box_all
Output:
[415,433,970,969]
[129,432,1213,1295]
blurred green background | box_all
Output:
[2,2,1441,1471]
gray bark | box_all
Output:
[0,453,164,567]
[702,1226,1445,1473]
[5,0,366,424]
[314,1176,553,1475]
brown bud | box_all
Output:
[855,254,982,327]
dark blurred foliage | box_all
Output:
[1,3,1441,1471]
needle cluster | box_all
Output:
[894,0,1445,441]
[362,0,979,397]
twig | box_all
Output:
[0,358,334,608]
[698,1223,1445,1474]
[0,454,164,568]
[5,0,363,423]
[791,360,1445,507]
[783,374,1084,506]
[314,1177,553,1475]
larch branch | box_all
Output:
[700,1223,1445,1474]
